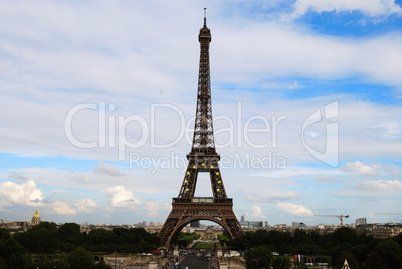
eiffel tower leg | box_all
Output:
[158,207,183,248]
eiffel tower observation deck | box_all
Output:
[158,9,244,248]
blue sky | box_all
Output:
[0,0,401,226]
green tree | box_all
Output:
[293,229,312,245]
[59,222,83,251]
[244,245,273,269]
[3,238,25,259]
[56,253,70,268]
[84,227,161,254]
[0,241,5,262]
[272,256,291,269]
[331,242,353,268]
[0,238,26,268]
[0,229,10,242]
[366,238,402,269]
[293,261,309,269]
[332,227,361,246]
[177,232,200,248]
[230,231,249,250]
[85,229,114,252]
[332,253,360,269]
[0,257,7,269]
[68,246,95,268]
[8,253,35,269]
[394,232,402,247]
[14,221,59,253]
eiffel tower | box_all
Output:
[158,9,244,248]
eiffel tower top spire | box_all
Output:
[204,7,207,27]
[199,8,211,43]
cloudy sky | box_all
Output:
[1,0,401,226]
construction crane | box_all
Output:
[314,215,350,227]
[374,213,402,222]
[374,213,402,215]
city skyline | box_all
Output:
[1,1,401,226]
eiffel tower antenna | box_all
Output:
[158,10,244,249]
[204,7,207,27]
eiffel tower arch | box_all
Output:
[158,9,244,248]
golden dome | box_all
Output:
[31,209,41,226]
[33,209,40,218]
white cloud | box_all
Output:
[383,165,402,177]
[7,172,27,180]
[143,202,163,217]
[276,202,313,216]
[53,201,77,215]
[0,180,44,210]
[341,161,381,176]
[249,205,267,219]
[286,81,303,90]
[217,24,402,88]
[106,185,136,208]
[246,191,301,203]
[73,199,98,213]
[356,179,402,191]
[92,161,125,176]
[289,0,402,19]
[104,186,164,216]
[368,121,402,140]
[72,172,91,183]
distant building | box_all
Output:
[292,222,307,229]
[190,220,200,228]
[203,228,216,240]
[356,223,402,239]
[240,220,267,228]
[240,215,246,222]
[356,218,366,225]
[31,209,41,226]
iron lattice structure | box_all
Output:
[158,11,244,248]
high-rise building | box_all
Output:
[292,222,306,228]
[240,215,246,222]
[356,218,367,225]
[240,220,267,228]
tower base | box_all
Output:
[158,198,244,248]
